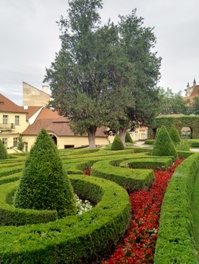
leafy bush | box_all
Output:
[111,134,124,150]
[169,124,181,144]
[152,125,177,159]
[14,129,77,217]
[125,131,133,144]
[0,140,8,159]
[176,140,190,151]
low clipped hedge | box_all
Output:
[91,159,155,192]
[144,139,154,145]
[0,175,131,263]
[0,181,58,225]
[120,156,174,170]
[154,153,199,264]
[187,139,199,148]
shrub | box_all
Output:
[0,140,8,159]
[152,125,178,159]
[125,131,133,144]
[14,129,77,217]
[176,140,190,151]
[169,124,181,144]
[111,134,124,150]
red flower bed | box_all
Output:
[101,158,184,264]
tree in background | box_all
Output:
[0,140,8,159]
[14,129,77,217]
[112,10,161,142]
[44,1,161,147]
[158,88,189,115]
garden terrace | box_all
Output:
[0,147,197,262]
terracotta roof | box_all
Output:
[22,118,107,138]
[25,106,41,119]
[0,93,27,113]
[190,85,199,96]
[35,107,63,121]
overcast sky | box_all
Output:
[1,0,199,105]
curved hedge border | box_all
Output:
[0,181,58,225]
[119,156,174,170]
[154,153,199,264]
[0,175,131,264]
[91,159,155,192]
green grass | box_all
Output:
[191,171,199,262]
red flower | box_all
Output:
[101,158,184,264]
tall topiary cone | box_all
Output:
[111,134,125,150]
[152,125,177,159]
[125,131,133,144]
[14,129,77,217]
[0,139,8,159]
[169,124,181,145]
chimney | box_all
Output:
[42,85,49,94]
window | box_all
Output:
[15,116,20,125]
[13,137,18,147]
[3,115,8,124]
[2,138,7,147]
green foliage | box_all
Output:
[169,124,181,144]
[125,131,133,143]
[111,134,125,150]
[14,129,77,217]
[91,158,155,192]
[0,175,131,264]
[17,136,25,151]
[154,153,199,264]
[157,87,189,115]
[152,125,178,159]
[176,140,190,151]
[0,140,8,159]
[44,1,161,147]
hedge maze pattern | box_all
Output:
[0,149,175,263]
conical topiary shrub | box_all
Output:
[125,131,133,144]
[152,125,177,159]
[0,139,8,159]
[111,134,125,150]
[14,129,77,217]
[169,124,181,145]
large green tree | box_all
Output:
[104,10,162,143]
[45,0,128,147]
[45,1,161,147]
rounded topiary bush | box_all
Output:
[0,139,8,159]
[125,131,133,144]
[152,125,177,159]
[111,134,125,150]
[14,129,77,217]
[169,124,181,145]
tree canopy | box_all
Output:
[44,0,161,147]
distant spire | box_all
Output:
[187,82,190,88]
[193,78,196,86]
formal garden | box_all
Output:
[0,125,198,263]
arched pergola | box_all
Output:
[148,115,199,139]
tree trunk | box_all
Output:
[88,126,97,148]
[119,128,127,146]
